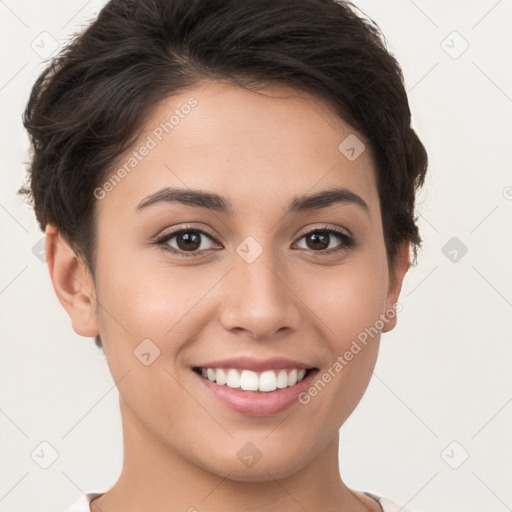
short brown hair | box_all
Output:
[19,0,428,350]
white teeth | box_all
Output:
[259,370,277,392]
[216,368,227,386]
[198,367,309,391]
[276,369,289,388]
[240,370,259,391]
[226,368,240,388]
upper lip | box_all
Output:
[193,356,315,372]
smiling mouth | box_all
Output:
[192,366,317,393]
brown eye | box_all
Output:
[295,227,355,254]
[156,227,219,257]
[304,231,330,250]
[174,231,202,251]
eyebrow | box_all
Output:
[135,186,370,217]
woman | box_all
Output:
[20,0,428,510]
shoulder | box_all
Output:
[364,491,424,512]
[61,492,104,512]
[64,490,425,512]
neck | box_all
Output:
[90,396,380,512]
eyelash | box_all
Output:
[154,225,356,258]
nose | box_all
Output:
[218,245,302,340]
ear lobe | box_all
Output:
[45,224,99,338]
[382,240,410,333]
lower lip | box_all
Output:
[193,369,318,416]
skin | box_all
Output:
[46,80,409,512]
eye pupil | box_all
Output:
[177,231,201,251]
[307,232,329,250]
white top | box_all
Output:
[62,490,419,512]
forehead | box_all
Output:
[97,80,380,221]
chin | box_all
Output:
[197,446,311,482]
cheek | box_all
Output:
[296,255,388,353]
[95,243,216,351]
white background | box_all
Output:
[0,1,511,511]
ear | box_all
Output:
[45,224,100,338]
[382,240,410,333]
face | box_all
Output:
[50,80,408,482]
